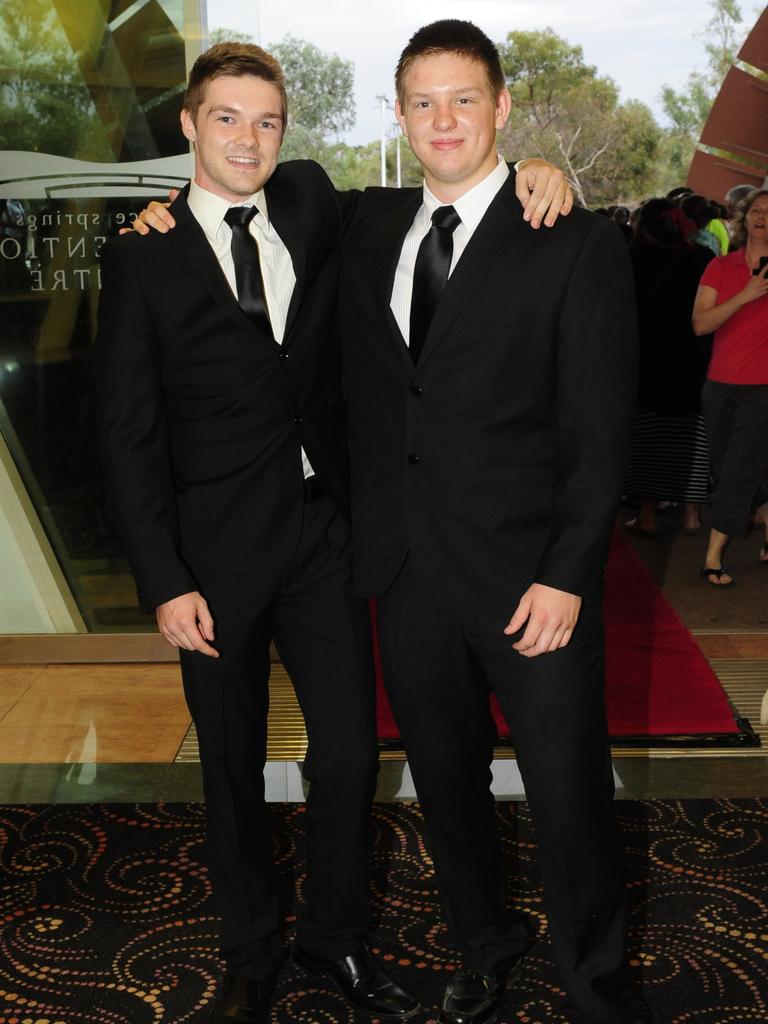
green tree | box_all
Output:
[318,132,423,191]
[703,0,744,84]
[498,28,662,207]
[500,28,596,99]
[660,0,745,183]
[319,140,385,190]
[597,100,667,202]
[269,35,355,138]
[0,0,110,159]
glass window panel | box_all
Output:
[0,0,198,632]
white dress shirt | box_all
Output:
[188,179,296,343]
[390,155,510,346]
[188,179,313,478]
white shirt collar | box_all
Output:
[188,179,270,238]
[421,154,509,231]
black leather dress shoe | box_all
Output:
[210,972,275,1023]
[293,940,420,1018]
[437,959,524,1024]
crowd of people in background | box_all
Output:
[596,184,768,586]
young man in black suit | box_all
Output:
[97,41,571,1024]
[339,20,648,1024]
[95,45,420,1024]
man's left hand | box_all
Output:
[504,583,582,657]
[515,160,574,229]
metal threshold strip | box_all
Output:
[175,661,768,764]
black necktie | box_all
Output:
[409,205,462,365]
[224,206,273,335]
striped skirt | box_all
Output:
[624,409,711,503]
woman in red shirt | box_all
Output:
[693,189,768,585]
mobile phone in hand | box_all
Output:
[753,255,768,276]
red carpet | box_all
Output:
[373,530,741,742]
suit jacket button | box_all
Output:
[279,351,289,361]
[294,416,302,425]
[410,384,423,397]
[407,453,419,465]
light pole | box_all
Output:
[376,95,403,188]
[376,94,388,187]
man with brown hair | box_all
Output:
[96,43,420,1024]
[97,40,571,1024]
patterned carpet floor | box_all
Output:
[1,799,766,1023]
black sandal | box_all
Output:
[700,567,735,587]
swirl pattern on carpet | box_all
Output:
[0,799,766,1023]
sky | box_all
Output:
[206,0,751,146]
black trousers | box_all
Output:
[702,380,768,536]
[180,494,379,979]
[376,559,642,1024]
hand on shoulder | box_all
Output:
[119,188,180,236]
[514,159,574,229]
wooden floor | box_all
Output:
[4,507,765,771]
[0,663,188,763]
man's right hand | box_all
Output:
[156,590,218,657]
[119,188,180,235]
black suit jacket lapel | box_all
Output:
[263,178,307,344]
[165,188,258,334]
[369,189,422,365]
[416,177,528,371]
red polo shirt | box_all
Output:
[700,248,768,385]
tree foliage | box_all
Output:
[269,35,355,138]
[660,0,745,183]
[317,132,422,191]
[703,0,744,84]
[0,0,110,159]
[498,28,662,207]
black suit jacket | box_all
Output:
[339,172,637,617]
[95,160,351,611]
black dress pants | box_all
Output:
[180,494,379,979]
[702,380,768,536]
[376,558,642,1024]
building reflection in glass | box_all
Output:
[0,0,199,631]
